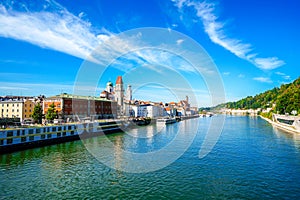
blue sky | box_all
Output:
[0,0,299,107]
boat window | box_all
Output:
[41,134,45,139]
[7,131,13,137]
[21,137,26,142]
[29,136,34,141]
[7,138,13,144]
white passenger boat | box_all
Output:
[272,114,300,132]
[0,120,124,153]
[156,117,177,124]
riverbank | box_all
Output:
[259,115,300,134]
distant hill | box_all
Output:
[211,77,300,115]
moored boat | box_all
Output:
[272,114,300,132]
[156,117,177,124]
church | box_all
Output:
[100,76,132,115]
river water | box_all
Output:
[1,116,300,199]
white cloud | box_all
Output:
[275,71,291,80]
[78,12,85,18]
[172,0,285,70]
[0,2,108,62]
[0,0,207,76]
[253,57,285,70]
[176,39,184,45]
[253,77,272,83]
[223,72,230,76]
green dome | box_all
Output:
[106,81,113,87]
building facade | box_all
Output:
[43,93,117,121]
[0,100,24,121]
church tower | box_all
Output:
[126,85,132,101]
[115,76,124,113]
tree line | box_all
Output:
[214,76,300,115]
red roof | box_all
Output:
[116,76,123,84]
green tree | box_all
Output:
[46,103,58,121]
[32,103,43,124]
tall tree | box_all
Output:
[32,103,43,124]
[46,103,58,121]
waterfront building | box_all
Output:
[0,100,24,121]
[0,96,44,122]
[100,76,133,116]
[43,93,117,121]
[124,100,167,118]
[23,99,35,119]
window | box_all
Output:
[25,115,27,118]
[12,109,14,112]
[6,109,8,112]
[68,126,72,130]
[21,130,25,135]
[21,137,26,142]
[25,104,27,107]
[7,131,13,137]
[12,104,14,107]
[17,104,19,107]
[7,104,8,107]
[28,129,33,134]
[41,134,45,139]
[16,130,20,136]
[52,127,56,132]
[36,129,40,134]
[58,127,62,131]
[29,136,34,141]
[25,109,27,113]
[7,138,13,144]
[0,140,3,146]
[62,132,66,136]
[70,131,74,135]
[47,134,52,139]
[57,132,61,137]
[17,109,19,112]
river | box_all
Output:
[1,116,300,199]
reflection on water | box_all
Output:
[272,126,300,150]
[1,116,300,199]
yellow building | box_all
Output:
[23,99,35,120]
[0,100,24,121]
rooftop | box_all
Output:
[47,93,112,101]
[116,76,123,84]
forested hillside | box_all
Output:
[223,77,300,114]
